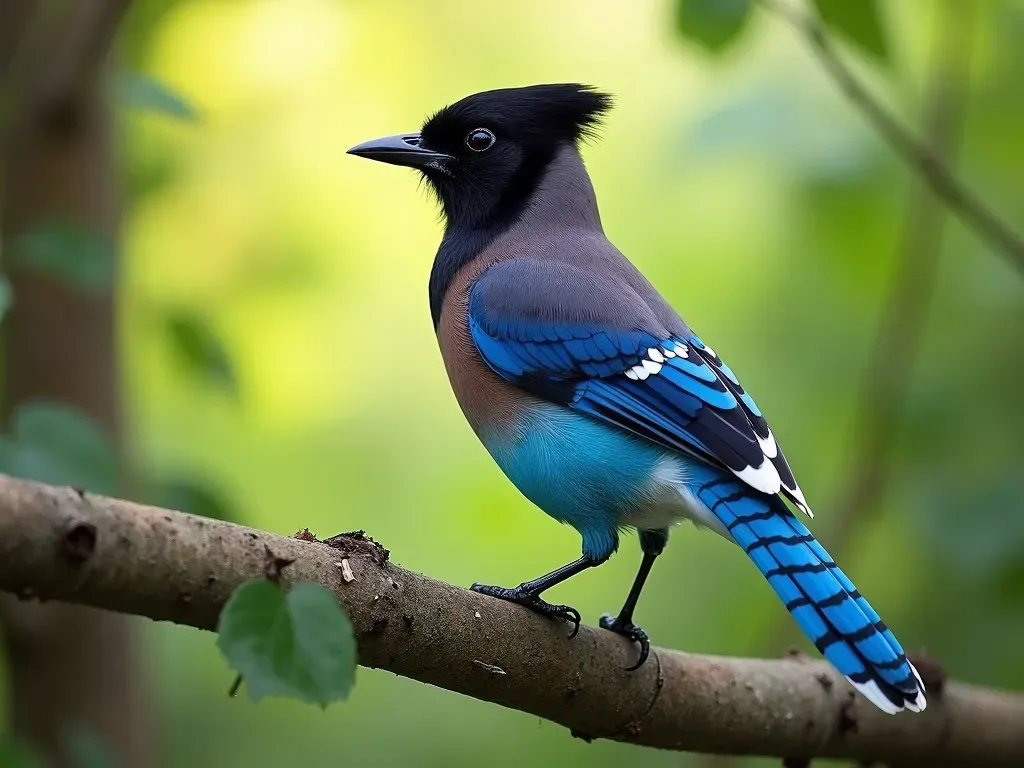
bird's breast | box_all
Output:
[433,260,723,541]
[436,258,531,441]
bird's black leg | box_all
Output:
[600,528,668,670]
[471,555,602,637]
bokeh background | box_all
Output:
[3,0,1024,766]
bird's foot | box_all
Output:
[470,583,581,637]
[599,613,650,671]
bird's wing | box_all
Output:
[468,258,812,516]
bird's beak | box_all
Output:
[347,132,451,171]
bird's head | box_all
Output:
[348,84,612,229]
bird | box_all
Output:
[348,83,926,714]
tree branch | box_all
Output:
[756,0,1024,276]
[0,475,1021,765]
[817,0,970,544]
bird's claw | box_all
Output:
[471,583,581,637]
[599,613,650,670]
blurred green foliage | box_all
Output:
[0,402,117,495]
[675,0,751,54]
[811,0,889,63]
[0,0,1022,765]
[118,72,200,122]
[0,726,117,768]
[0,740,44,768]
[0,276,11,321]
[155,475,237,522]
[9,222,114,294]
[60,727,118,768]
[163,310,237,394]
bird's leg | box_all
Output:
[471,555,599,636]
[600,528,668,670]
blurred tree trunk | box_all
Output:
[0,2,153,765]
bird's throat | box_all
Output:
[428,147,603,327]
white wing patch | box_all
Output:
[641,358,662,376]
[734,458,782,496]
[625,348,670,381]
[628,363,650,380]
[620,338,814,516]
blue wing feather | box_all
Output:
[471,313,792,498]
[467,266,812,513]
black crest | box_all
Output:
[421,83,612,152]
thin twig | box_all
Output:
[756,0,1024,276]
[758,0,973,656]
[820,0,973,551]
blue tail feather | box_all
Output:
[690,470,926,714]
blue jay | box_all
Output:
[349,84,926,714]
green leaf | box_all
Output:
[0,401,117,494]
[157,477,237,522]
[811,0,889,63]
[217,581,357,707]
[10,222,114,293]
[117,73,199,122]
[0,274,13,321]
[675,0,752,54]
[164,312,236,393]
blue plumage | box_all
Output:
[470,267,806,508]
[483,404,670,562]
[350,83,926,714]
[689,464,924,713]
[469,268,926,713]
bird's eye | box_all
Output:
[464,128,495,152]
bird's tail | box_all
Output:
[694,475,926,714]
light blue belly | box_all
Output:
[482,403,694,560]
